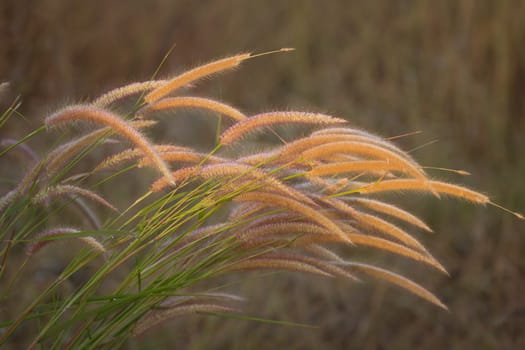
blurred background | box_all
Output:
[1,0,524,348]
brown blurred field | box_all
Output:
[1,0,524,349]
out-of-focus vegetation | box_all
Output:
[1,0,524,348]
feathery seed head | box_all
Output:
[145,53,251,103]
[219,111,347,146]
[45,105,175,185]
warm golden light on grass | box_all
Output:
[1,51,522,349]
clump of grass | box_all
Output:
[0,51,521,349]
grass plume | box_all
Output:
[24,227,106,257]
[45,105,174,184]
[234,191,351,244]
[345,197,433,232]
[302,141,426,179]
[145,53,251,103]
[32,184,118,212]
[357,179,489,204]
[94,144,191,172]
[219,111,347,145]
[339,262,447,309]
[93,80,167,107]
[140,96,247,121]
